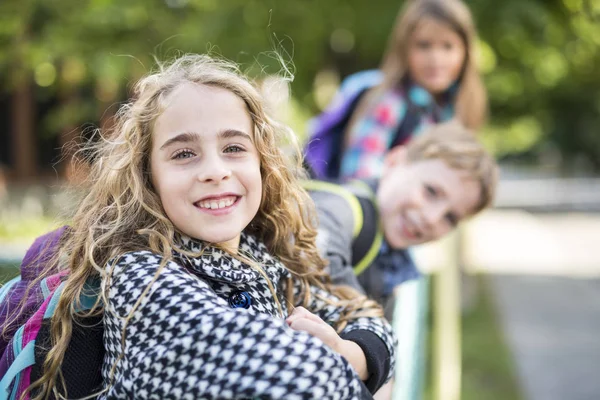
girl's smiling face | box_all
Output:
[150,83,262,250]
[407,17,466,95]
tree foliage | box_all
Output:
[1,0,599,169]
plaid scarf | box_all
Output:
[340,82,454,179]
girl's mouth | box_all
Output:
[195,195,238,210]
[194,195,241,214]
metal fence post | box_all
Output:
[392,275,429,400]
[432,229,462,400]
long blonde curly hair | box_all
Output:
[23,54,382,399]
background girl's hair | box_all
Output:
[352,0,487,133]
[23,54,382,399]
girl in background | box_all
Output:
[305,0,487,179]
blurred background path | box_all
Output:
[491,275,600,400]
[474,176,600,400]
[416,174,600,400]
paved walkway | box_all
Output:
[472,211,600,400]
[414,210,600,400]
[490,275,600,400]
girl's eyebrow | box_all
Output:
[159,131,200,150]
[159,129,251,150]
[219,129,252,141]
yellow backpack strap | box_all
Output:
[346,181,385,276]
[301,180,363,239]
[302,179,383,276]
[353,228,384,275]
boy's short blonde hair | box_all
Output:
[405,120,498,214]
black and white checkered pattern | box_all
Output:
[100,233,395,399]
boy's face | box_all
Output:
[377,148,481,249]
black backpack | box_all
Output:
[302,179,383,276]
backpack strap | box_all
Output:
[4,276,65,398]
[391,101,421,147]
[344,181,384,276]
[0,271,99,400]
[302,180,363,239]
[0,341,35,398]
[304,70,383,179]
[0,277,21,304]
[303,180,384,276]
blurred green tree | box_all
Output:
[0,0,598,173]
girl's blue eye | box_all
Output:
[172,150,195,160]
[225,145,245,153]
[416,40,431,50]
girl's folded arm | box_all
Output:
[300,282,397,392]
[104,251,373,400]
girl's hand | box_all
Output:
[286,307,369,380]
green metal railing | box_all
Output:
[392,230,463,400]
[391,276,429,400]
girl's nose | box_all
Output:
[430,46,446,63]
[197,158,232,183]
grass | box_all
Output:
[0,262,20,284]
[0,215,62,243]
[461,275,524,400]
[423,274,523,400]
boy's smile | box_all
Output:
[398,213,421,241]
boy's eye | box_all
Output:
[172,149,195,160]
[224,144,245,153]
[425,184,437,198]
[445,212,459,227]
[443,42,455,50]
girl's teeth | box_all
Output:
[199,197,236,209]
